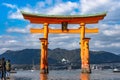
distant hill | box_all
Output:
[0,48,120,65]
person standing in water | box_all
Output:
[1,58,6,80]
[6,60,11,78]
[0,58,2,79]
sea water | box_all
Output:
[10,69,120,80]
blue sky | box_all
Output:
[0,0,120,54]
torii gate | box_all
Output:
[21,11,106,74]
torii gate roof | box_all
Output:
[21,11,106,24]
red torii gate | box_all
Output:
[21,11,106,74]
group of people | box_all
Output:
[0,58,11,80]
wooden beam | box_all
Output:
[30,28,99,34]
[21,11,106,24]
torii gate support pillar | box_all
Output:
[81,38,91,73]
[39,23,49,74]
[39,38,48,74]
[80,23,91,73]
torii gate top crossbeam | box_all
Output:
[21,11,106,24]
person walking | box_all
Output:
[0,59,2,79]
[6,60,11,79]
[1,58,6,80]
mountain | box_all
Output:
[90,51,120,64]
[0,48,120,65]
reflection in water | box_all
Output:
[40,74,48,80]
[80,73,90,80]
[8,70,120,80]
[14,77,32,80]
[40,73,90,80]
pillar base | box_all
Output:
[81,68,91,73]
[40,69,49,74]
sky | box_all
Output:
[0,0,120,54]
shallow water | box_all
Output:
[10,69,120,80]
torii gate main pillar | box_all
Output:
[80,23,91,73]
[39,23,49,74]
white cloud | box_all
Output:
[2,3,23,20]
[35,1,47,8]
[45,0,63,5]
[7,28,28,34]
[103,30,120,36]
[102,24,120,36]
[0,48,9,54]
[80,0,110,14]
[110,43,120,47]
[8,9,23,19]
[47,1,79,14]
[0,35,20,54]
[6,24,43,34]
[8,40,18,43]
[94,40,120,48]
[4,1,79,20]
[80,0,120,23]
[0,34,41,54]
[2,3,17,9]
